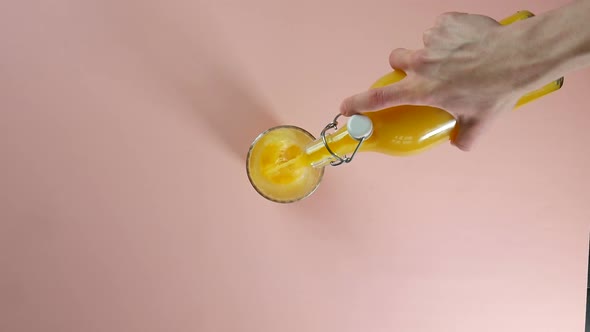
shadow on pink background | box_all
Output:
[1,0,589,331]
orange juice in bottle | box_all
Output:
[246,10,565,203]
[304,69,564,167]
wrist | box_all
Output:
[492,16,559,93]
[506,2,590,90]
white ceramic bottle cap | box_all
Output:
[347,114,373,141]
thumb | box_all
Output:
[451,116,492,151]
[340,82,411,116]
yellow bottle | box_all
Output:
[246,10,565,203]
[304,69,563,166]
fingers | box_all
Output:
[435,11,468,26]
[389,48,414,70]
[422,28,435,47]
[340,83,411,116]
[451,116,492,151]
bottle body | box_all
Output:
[304,69,564,167]
[362,103,457,156]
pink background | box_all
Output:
[1,0,589,331]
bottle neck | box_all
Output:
[303,126,360,168]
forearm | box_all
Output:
[508,1,590,89]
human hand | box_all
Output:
[340,12,540,151]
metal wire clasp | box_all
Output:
[320,114,366,166]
